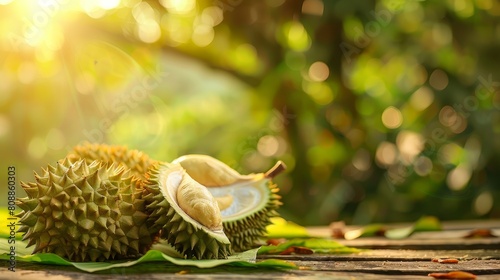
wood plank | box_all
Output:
[258,249,500,261]
[335,237,500,250]
[2,261,500,280]
[291,259,500,275]
[2,220,499,279]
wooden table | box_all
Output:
[1,220,499,279]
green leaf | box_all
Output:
[0,238,295,273]
[258,238,361,255]
[385,216,442,239]
[266,217,310,238]
[343,224,385,240]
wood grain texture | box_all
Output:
[1,220,499,279]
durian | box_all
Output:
[172,155,285,252]
[142,162,231,259]
[18,143,285,261]
[16,159,156,262]
[65,142,157,180]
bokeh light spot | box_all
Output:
[283,21,311,51]
[303,81,334,105]
[99,0,121,10]
[308,61,329,82]
[201,6,223,26]
[429,69,449,90]
[409,86,434,111]
[438,143,463,166]
[192,24,214,47]
[352,149,371,171]
[413,156,433,176]
[302,0,324,16]
[396,131,424,164]
[446,164,471,191]
[381,106,403,129]
[258,135,280,157]
[474,191,493,216]
[160,0,195,15]
[28,137,47,159]
[375,141,398,166]
[432,24,452,46]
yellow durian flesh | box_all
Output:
[163,164,223,231]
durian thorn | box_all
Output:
[264,161,286,179]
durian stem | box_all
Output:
[264,161,287,179]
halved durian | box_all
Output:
[172,155,285,252]
[142,162,231,259]
[16,159,156,261]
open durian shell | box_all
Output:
[142,162,231,259]
[172,155,285,252]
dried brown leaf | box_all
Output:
[428,271,477,279]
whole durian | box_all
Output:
[172,155,285,252]
[16,159,156,261]
[65,142,157,180]
[142,162,231,259]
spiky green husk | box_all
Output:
[65,143,157,180]
[222,182,282,252]
[16,159,157,262]
[143,163,231,259]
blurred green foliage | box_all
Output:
[1,0,499,225]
